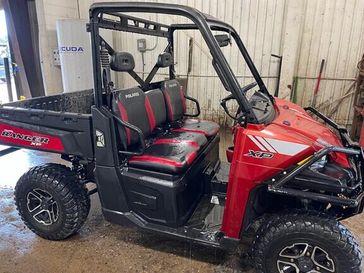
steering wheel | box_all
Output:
[220,82,258,119]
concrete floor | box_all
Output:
[0,132,363,273]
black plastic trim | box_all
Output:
[112,114,146,156]
[268,145,363,208]
[184,95,201,117]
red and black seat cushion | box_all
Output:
[161,80,186,122]
[154,131,207,147]
[145,89,167,127]
[129,142,198,174]
[161,80,220,137]
[145,89,208,147]
[113,88,206,174]
[173,119,220,137]
[112,87,155,146]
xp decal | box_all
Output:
[0,123,64,152]
[245,150,274,159]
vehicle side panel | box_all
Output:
[0,109,94,158]
[221,99,348,238]
[0,122,64,152]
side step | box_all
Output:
[103,194,238,249]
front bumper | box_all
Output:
[268,108,364,214]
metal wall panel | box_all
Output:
[295,0,364,128]
[81,0,364,127]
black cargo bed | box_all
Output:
[0,90,94,158]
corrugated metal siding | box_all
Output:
[82,0,364,127]
[295,0,364,128]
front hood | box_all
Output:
[267,98,349,167]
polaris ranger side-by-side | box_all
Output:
[1,3,362,272]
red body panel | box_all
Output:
[0,123,64,152]
[221,98,349,238]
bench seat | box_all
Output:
[112,80,219,174]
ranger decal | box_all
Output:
[1,130,49,145]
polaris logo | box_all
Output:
[245,150,273,159]
[1,130,49,144]
[125,92,140,99]
[59,46,84,53]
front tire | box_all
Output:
[252,211,362,273]
[14,164,90,240]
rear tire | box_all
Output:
[14,164,90,240]
[252,211,362,273]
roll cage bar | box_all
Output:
[89,2,272,124]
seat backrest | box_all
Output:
[145,89,167,127]
[161,80,186,122]
[112,87,155,146]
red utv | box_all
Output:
[0,2,362,272]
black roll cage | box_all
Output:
[89,2,273,124]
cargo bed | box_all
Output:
[0,90,94,158]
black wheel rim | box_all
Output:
[276,243,335,273]
[26,188,59,226]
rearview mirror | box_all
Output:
[215,34,231,47]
